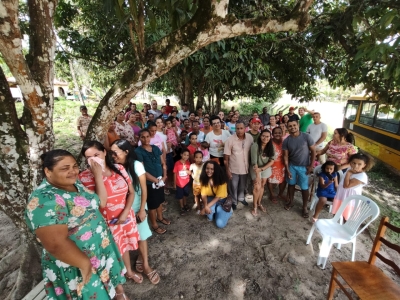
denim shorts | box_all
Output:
[286,165,309,190]
[176,182,190,199]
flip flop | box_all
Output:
[157,218,171,225]
[303,211,309,218]
[152,227,166,234]
[146,269,160,285]
[270,197,278,204]
[251,209,258,217]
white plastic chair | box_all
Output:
[309,167,343,214]
[306,195,380,269]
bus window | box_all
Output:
[344,102,359,121]
[374,106,400,133]
[359,102,376,126]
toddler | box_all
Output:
[200,141,210,162]
[312,161,338,222]
[173,149,191,215]
[165,118,178,147]
[190,151,204,214]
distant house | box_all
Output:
[6,77,70,100]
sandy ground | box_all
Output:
[117,190,399,300]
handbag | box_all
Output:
[211,184,232,212]
[221,195,233,212]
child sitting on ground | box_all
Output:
[200,141,210,162]
[190,151,204,214]
[312,161,338,222]
[173,149,191,215]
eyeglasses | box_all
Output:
[212,122,221,126]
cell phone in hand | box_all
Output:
[109,218,130,225]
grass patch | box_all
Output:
[15,99,99,157]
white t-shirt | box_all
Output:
[190,163,203,185]
[307,122,328,146]
[205,130,231,157]
[178,110,190,121]
[148,109,162,118]
[156,131,173,153]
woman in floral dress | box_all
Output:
[267,127,287,203]
[115,111,136,146]
[79,141,142,285]
[25,149,128,300]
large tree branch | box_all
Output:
[87,0,314,140]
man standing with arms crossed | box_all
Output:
[307,112,328,164]
[282,120,316,218]
[224,121,254,210]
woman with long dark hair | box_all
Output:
[110,139,160,284]
[199,160,232,228]
[250,129,276,216]
[25,149,128,299]
[79,141,142,285]
[135,129,171,234]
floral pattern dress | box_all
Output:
[79,164,140,255]
[25,179,126,300]
[268,140,285,184]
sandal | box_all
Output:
[303,210,309,218]
[115,293,128,300]
[270,197,278,204]
[126,272,143,284]
[162,201,168,206]
[136,258,144,273]
[146,269,160,285]
[180,208,186,216]
[258,205,267,213]
[184,205,191,212]
[251,208,258,217]
[284,203,294,211]
[164,189,170,195]
[152,227,166,234]
[157,218,171,225]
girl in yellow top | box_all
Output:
[199,161,232,228]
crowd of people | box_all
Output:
[26,99,374,299]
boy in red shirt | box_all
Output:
[173,149,191,215]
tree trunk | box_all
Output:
[196,77,206,109]
[183,72,194,111]
[69,59,85,105]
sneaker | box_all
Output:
[240,200,249,206]
[232,204,237,210]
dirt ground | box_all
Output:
[2,182,398,300]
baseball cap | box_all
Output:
[251,117,261,123]
[289,106,295,111]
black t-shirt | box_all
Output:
[288,113,300,122]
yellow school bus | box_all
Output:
[342,96,400,170]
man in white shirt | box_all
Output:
[306,112,328,163]
[178,103,190,121]
[149,100,162,118]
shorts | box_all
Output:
[146,184,165,210]
[166,152,174,171]
[286,165,309,190]
[193,183,201,196]
[176,182,190,199]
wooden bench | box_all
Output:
[22,279,46,300]
[327,216,400,300]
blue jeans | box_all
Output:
[206,196,233,228]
